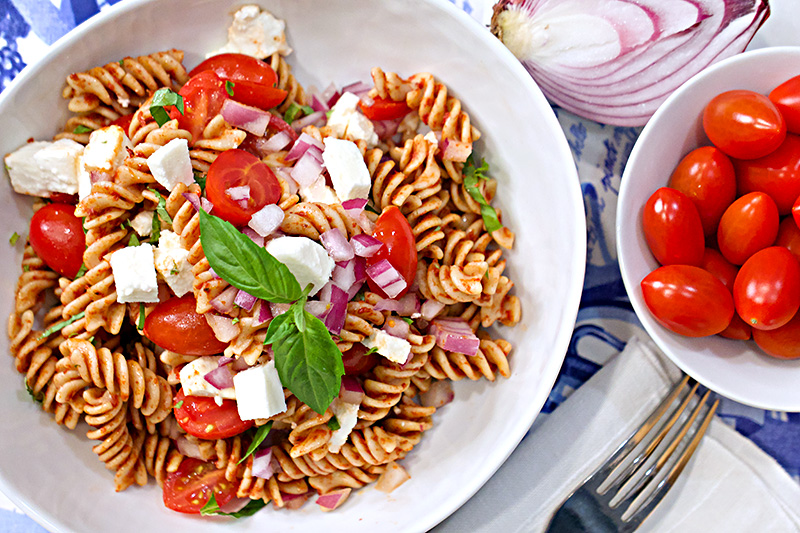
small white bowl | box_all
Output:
[618,47,800,412]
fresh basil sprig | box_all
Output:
[150,88,184,127]
[463,154,503,233]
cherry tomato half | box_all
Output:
[776,215,800,264]
[641,265,734,337]
[189,53,286,110]
[734,134,800,215]
[205,149,282,226]
[173,388,253,440]
[703,89,786,160]
[169,70,229,142]
[358,97,411,121]
[769,74,800,134]
[163,457,237,514]
[341,343,380,376]
[143,294,228,355]
[366,206,418,298]
[733,246,800,331]
[111,113,134,136]
[667,147,736,236]
[29,203,85,278]
[752,312,800,359]
[642,187,705,266]
[717,191,779,265]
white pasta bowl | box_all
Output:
[0,0,585,531]
[618,47,800,413]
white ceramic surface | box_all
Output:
[618,47,800,413]
[0,1,585,532]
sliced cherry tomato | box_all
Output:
[700,247,738,292]
[703,89,786,160]
[143,294,228,355]
[205,149,282,226]
[358,97,411,121]
[642,187,705,266]
[189,53,279,86]
[734,134,800,215]
[777,215,800,263]
[29,203,84,278]
[752,312,800,359]
[719,313,752,341]
[733,246,800,331]
[163,457,237,514]
[341,343,380,376]
[47,192,77,204]
[111,113,134,136]
[169,70,229,142]
[641,265,734,337]
[667,146,736,235]
[717,192,779,265]
[769,74,800,134]
[226,79,287,110]
[366,206,418,298]
[173,388,253,440]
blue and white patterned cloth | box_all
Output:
[0,0,797,531]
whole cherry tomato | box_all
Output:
[366,206,418,298]
[28,203,85,278]
[752,312,800,359]
[642,187,705,266]
[162,457,237,514]
[143,294,228,355]
[641,265,734,337]
[717,192,779,265]
[358,97,411,121]
[700,247,738,292]
[733,246,800,331]
[734,134,800,215]
[719,313,752,341]
[169,70,229,142]
[667,146,736,235]
[776,215,800,263]
[769,74,800,134]
[703,89,786,160]
[173,388,253,440]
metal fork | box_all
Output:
[544,375,719,533]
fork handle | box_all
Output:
[545,490,620,533]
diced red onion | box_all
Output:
[440,139,472,162]
[383,316,410,339]
[240,226,265,247]
[282,491,313,510]
[234,289,257,312]
[201,197,214,213]
[285,132,324,162]
[210,285,238,314]
[248,203,284,237]
[321,83,339,106]
[221,99,271,136]
[332,260,356,291]
[270,302,291,317]
[366,259,407,299]
[372,118,402,140]
[420,380,455,408]
[226,185,250,201]
[353,257,367,284]
[305,300,331,320]
[205,313,239,343]
[254,300,272,326]
[321,228,355,262]
[218,498,252,514]
[356,212,375,234]
[291,110,326,131]
[176,436,206,460]
[218,356,234,366]
[316,488,351,512]
[342,198,367,220]
[420,299,446,321]
[290,148,324,188]
[272,166,298,195]
[375,293,420,316]
[268,112,298,142]
[347,280,364,301]
[231,357,250,371]
[429,317,480,356]
[309,93,330,113]
[251,447,275,479]
[182,192,202,211]
[341,81,372,97]
[256,130,292,153]
[208,266,219,279]
[324,284,348,335]
[350,233,383,258]
[204,365,234,389]
[339,376,365,405]
[375,461,410,493]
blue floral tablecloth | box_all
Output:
[0,0,797,531]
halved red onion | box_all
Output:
[210,285,238,314]
[240,226,265,247]
[420,299,446,321]
[321,228,355,262]
[324,284,348,334]
[332,260,356,291]
[205,313,239,343]
[270,302,291,317]
[285,132,324,162]
[182,192,202,211]
[290,148,324,188]
[420,380,455,408]
[366,259,407,299]
[316,488,351,512]
[350,233,383,258]
[204,365,234,389]
[226,185,250,201]
[383,317,410,339]
[440,139,472,162]
[375,461,410,493]
[248,203,284,237]
[256,130,292,153]
[221,99,270,136]
[340,81,372,97]
[375,293,419,316]
[429,317,480,356]
[175,435,207,460]
[339,376,365,405]
[490,0,770,126]
[234,289,257,312]
[251,447,275,479]
[291,110,326,131]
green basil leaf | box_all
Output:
[148,188,173,225]
[150,88,184,127]
[479,204,503,233]
[39,311,85,340]
[72,125,92,134]
[74,263,87,280]
[128,233,140,247]
[463,155,503,233]
[283,102,305,123]
[226,80,235,97]
[9,232,19,245]
[327,416,340,431]
[273,310,343,415]
[200,490,267,518]
[239,421,273,464]
[263,312,295,345]
[198,209,301,303]
[200,493,220,516]
[194,172,207,193]
[150,210,161,242]
[137,302,146,330]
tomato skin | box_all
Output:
[717,192,779,265]
[341,343,380,376]
[719,312,752,341]
[776,216,800,263]
[358,97,411,121]
[163,457,237,514]
[703,89,786,160]
[700,247,739,292]
[733,246,800,331]
[752,312,800,359]
[667,147,736,235]
[734,134,800,215]
[111,113,134,135]
[769,75,800,134]
[642,187,705,266]
[143,295,228,355]
[169,70,229,142]
[173,389,253,440]
[366,206,418,298]
[189,53,278,86]
[28,203,85,278]
[205,149,282,226]
[641,265,734,337]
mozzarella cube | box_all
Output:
[210,5,292,59]
[326,92,379,146]
[327,398,360,454]
[154,230,194,297]
[322,137,371,201]
[265,236,335,296]
[361,330,411,365]
[109,244,159,303]
[233,361,287,420]
[179,356,236,400]
[146,138,194,191]
[5,139,83,197]
[83,125,131,176]
[298,175,340,205]
[129,210,155,237]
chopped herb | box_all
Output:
[150,211,161,242]
[226,80,235,96]
[149,88,184,127]
[118,59,125,66]
[463,154,503,233]
[22,264,30,272]
[434,226,442,231]
[137,303,145,330]
[201,493,267,518]
[231,317,240,324]
[327,416,340,431]
[9,232,20,245]
[283,102,314,123]
[148,188,174,225]
[73,125,92,134]
[39,311,85,339]
[175,400,184,409]
[81,217,87,234]
[74,263,87,279]
[128,233,140,247]
[25,381,43,404]
[194,171,207,193]
[401,317,413,325]
[365,346,378,356]
[325,109,333,119]
[239,421,273,464]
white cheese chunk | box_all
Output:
[322,137,371,201]
[326,92,379,146]
[361,330,412,365]
[298,175,340,205]
[327,399,360,454]
[210,5,292,59]
[146,138,194,191]
[129,210,155,237]
[233,361,287,421]
[154,230,194,297]
[265,236,335,296]
[109,244,159,303]
[5,139,83,197]
[82,125,131,177]
[179,356,236,400]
